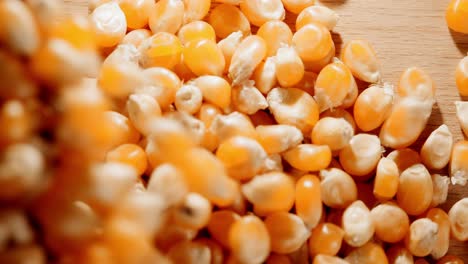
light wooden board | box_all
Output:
[64,0,468,260]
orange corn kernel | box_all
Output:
[229,35,267,85]
[405,218,439,257]
[177,21,216,44]
[339,134,382,177]
[281,0,314,14]
[138,32,182,69]
[448,198,468,241]
[283,144,332,172]
[370,202,409,243]
[450,140,468,186]
[436,255,465,264]
[194,75,231,109]
[420,124,453,170]
[446,0,468,34]
[320,108,356,132]
[295,175,322,229]
[126,94,162,136]
[253,56,277,94]
[319,168,357,209]
[265,212,310,254]
[256,124,303,154]
[426,208,450,259]
[342,200,374,247]
[149,0,184,34]
[354,84,394,131]
[119,0,153,29]
[209,4,250,39]
[240,0,285,27]
[341,40,381,83]
[183,0,211,24]
[293,23,334,71]
[89,2,126,48]
[313,255,349,264]
[229,215,270,264]
[103,111,140,147]
[0,100,35,144]
[386,148,422,174]
[122,29,151,48]
[196,238,224,264]
[296,6,339,31]
[373,157,399,201]
[275,45,305,87]
[345,242,388,264]
[397,67,435,101]
[308,223,344,257]
[183,39,225,76]
[138,67,181,110]
[106,144,147,176]
[167,241,211,264]
[207,210,240,248]
[396,164,433,216]
[455,56,468,96]
[257,21,293,57]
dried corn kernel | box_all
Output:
[253,56,278,94]
[397,67,435,100]
[147,163,188,207]
[139,32,182,69]
[167,241,211,264]
[308,223,344,257]
[177,21,216,44]
[455,56,468,96]
[275,45,305,87]
[183,0,211,24]
[296,6,339,31]
[420,124,453,170]
[265,212,310,254]
[257,21,293,57]
[426,208,450,259]
[218,31,243,74]
[354,84,394,131]
[122,29,151,48]
[207,210,240,248]
[138,67,181,110]
[210,112,257,142]
[370,202,409,243]
[373,157,399,201]
[231,82,268,114]
[172,192,212,230]
[431,174,450,207]
[229,35,267,85]
[209,4,250,39]
[446,0,468,34]
[341,40,380,83]
[229,215,270,264]
[256,124,303,154]
[184,39,225,76]
[149,0,184,34]
[314,254,349,264]
[283,144,332,172]
[448,198,468,241]
[386,148,422,174]
[396,164,433,215]
[405,218,438,257]
[295,175,322,229]
[240,0,285,27]
[126,94,162,136]
[386,245,413,264]
[319,168,357,209]
[119,0,153,29]
[345,242,388,264]
[455,101,468,137]
[311,115,355,152]
[342,200,374,247]
[281,0,314,14]
[175,84,203,114]
[339,134,381,177]
[106,144,147,176]
[90,2,126,47]
[293,23,334,72]
[450,140,468,186]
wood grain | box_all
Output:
[65,0,468,261]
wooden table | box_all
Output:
[64,0,468,261]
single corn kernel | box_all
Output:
[253,56,278,94]
[139,32,182,69]
[264,212,310,254]
[256,124,303,154]
[147,163,188,207]
[386,245,413,264]
[341,40,381,83]
[122,29,152,48]
[216,136,267,181]
[293,23,334,72]
[275,45,305,87]
[342,200,374,247]
[177,21,216,44]
[184,39,225,76]
[296,6,339,31]
[257,21,293,57]
[319,168,358,209]
[339,134,382,177]
[172,192,212,230]
[405,218,439,257]
[455,56,468,96]
[455,101,468,138]
[167,241,211,264]
[229,35,267,85]
[387,148,422,174]
[431,174,450,207]
[183,0,211,24]
[281,0,314,14]
[267,87,320,134]
[370,202,409,243]
[266,254,292,264]
[90,2,126,47]
[197,103,222,151]
[103,111,140,147]
[283,144,332,172]
[450,140,468,186]
[448,197,468,241]
[314,61,356,112]
[295,175,322,229]
[149,0,184,34]
[138,67,181,110]
[373,157,399,201]
[436,255,465,264]
[218,31,244,74]
[196,238,224,264]
[209,4,250,39]
[313,255,349,264]
[207,210,240,248]
[210,112,257,142]
[345,242,388,264]
[194,75,231,109]
[308,223,344,256]
[426,208,450,259]
[106,144,147,177]
[397,164,433,215]
[446,0,468,34]
[397,67,435,100]
[239,0,285,27]
[354,84,394,132]
[119,0,153,29]
[231,82,268,115]
[241,172,295,214]
[420,124,453,170]
[311,117,354,152]
[175,84,203,114]
[49,16,95,51]
[341,80,359,109]
[126,94,162,136]
[260,154,283,173]
[229,215,270,264]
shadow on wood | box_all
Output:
[449,29,468,55]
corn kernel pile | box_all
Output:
[0,0,468,263]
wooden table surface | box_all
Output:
[64,0,468,261]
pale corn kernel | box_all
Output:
[436,255,465,264]
[353,83,394,132]
[119,0,153,29]
[448,197,468,241]
[450,140,468,186]
[183,0,211,24]
[149,0,184,34]
[207,210,240,248]
[341,40,381,83]
[373,157,399,201]
[242,172,295,214]
[446,0,468,34]
[257,21,293,57]
[342,200,374,247]
[283,144,332,172]
[167,241,211,264]
[147,163,188,207]
[314,61,356,112]
[379,97,433,149]
[196,238,224,264]
[216,136,267,181]
[175,84,203,114]
[0,0,40,55]
[405,218,439,257]
[387,148,422,174]
[426,208,450,259]
[256,124,303,154]
[184,39,225,76]
[106,144,147,177]
[177,21,216,44]
[455,101,468,138]
[138,67,181,110]
[397,164,433,216]
[370,202,409,243]
[122,29,152,48]
[295,175,322,229]
[194,75,231,109]
[103,111,140,147]
[339,134,382,177]
[319,168,358,209]
[386,245,413,264]
[253,56,278,94]
[275,45,305,87]
[296,6,339,31]
[455,56,468,96]
[126,94,162,136]
[281,0,314,14]
[138,32,182,69]
[397,67,435,100]
[209,4,250,39]
[197,103,222,151]
[229,35,267,86]
[165,111,206,146]
[266,254,292,264]
[231,81,268,115]
[267,87,320,134]
[239,0,285,27]
[421,125,453,170]
[431,174,450,207]
[308,223,344,256]
[313,255,349,264]
[89,2,126,47]
[229,215,270,264]
[210,112,257,142]
[292,23,334,71]
[265,212,310,254]
[172,192,212,230]
[155,222,198,252]
[217,31,244,74]
[260,154,284,173]
[311,117,354,152]
[345,242,388,264]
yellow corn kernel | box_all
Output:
[119,0,153,29]
[311,117,354,152]
[341,79,359,109]
[257,21,293,57]
[194,75,231,109]
[296,6,339,31]
[275,45,305,87]
[126,94,162,136]
[314,61,356,112]
[209,4,250,39]
[370,202,409,243]
[49,16,95,51]
[426,208,450,259]
[293,23,334,72]
[183,0,211,24]
[197,103,222,151]
[229,35,267,85]
[147,163,188,207]
[218,31,244,73]
[455,101,468,137]
[341,40,381,83]
[319,168,357,209]
[386,148,422,174]
[448,198,468,241]
[396,164,433,216]
[167,241,211,264]
[450,140,468,186]
[420,124,453,170]
[139,32,182,69]
[210,112,257,142]
[431,174,450,207]
[207,210,240,248]
[265,212,310,254]
[397,67,435,100]
[138,67,181,110]
[183,39,225,76]
[345,242,388,264]
[446,0,468,34]
[339,134,382,177]
[89,2,126,47]
[172,192,212,230]
[149,0,184,34]
[456,56,468,96]
[308,223,344,257]
[281,0,314,14]
[283,144,332,172]
[405,218,439,257]
[295,175,322,229]
[253,56,278,94]
[122,29,151,48]
[373,157,399,201]
[229,215,270,264]
[103,111,140,147]
[354,83,394,131]
[177,21,216,44]
[256,124,303,154]
[232,82,268,115]
[106,144,147,177]
[267,87,319,134]
[239,0,285,27]
[386,245,413,264]
[313,255,349,264]
[342,200,374,247]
